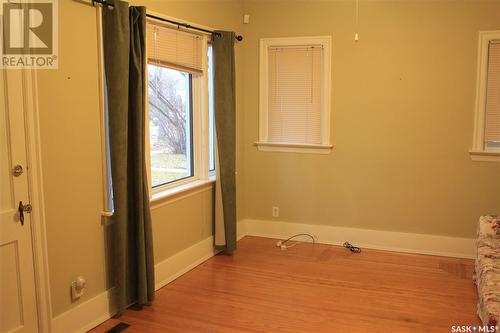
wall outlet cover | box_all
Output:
[272,206,279,218]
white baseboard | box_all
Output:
[155,236,219,290]
[239,219,476,259]
[51,289,115,333]
[51,236,218,333]
[237,219,247,241]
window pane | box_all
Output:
[148,64,193,187]
[208,45,215,172]
[268,47,323,144]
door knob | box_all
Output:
[12,165,23,177]
[17,201,32,226]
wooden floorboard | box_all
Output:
[90,236,479,333]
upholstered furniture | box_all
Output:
[474,215,500,326]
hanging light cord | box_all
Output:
[355,0,359,42]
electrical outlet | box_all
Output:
[71,276,86,301]
[272,206,279,218]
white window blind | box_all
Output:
[485,41,500,145]
[268,46,323,144]
[146,21,203,74]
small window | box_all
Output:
[471,31,500,162]
[256,36,332,154]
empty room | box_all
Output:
[1,0,500,332]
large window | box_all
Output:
[148,65,193,187]
[257,36,333,154]
[471,31,500,162]
[146,19,215,195]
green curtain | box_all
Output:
[102,1,155,314]
[213,31,237,253]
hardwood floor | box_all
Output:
[90,236,479,333]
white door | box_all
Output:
[0,69,39,333]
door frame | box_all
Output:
[20,68,53,333]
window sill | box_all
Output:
[469,150,500,162]
[150,176,216,207]
[255,141,333,154]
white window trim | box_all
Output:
[96,9,114,217]
[256,36,333,154]
[470,30,500,162]
[145,11,215,202]
[151,176,215,206]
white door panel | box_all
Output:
[0,69,38,333]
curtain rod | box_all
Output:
[91,0,243,41]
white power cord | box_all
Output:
[276,233,317,251]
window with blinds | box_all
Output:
[471,31,500,161]
[484,41,500,148]
[145,19,215,189]
[146,21,203,74]
[258,36,332,154]
[268,46,323,144]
